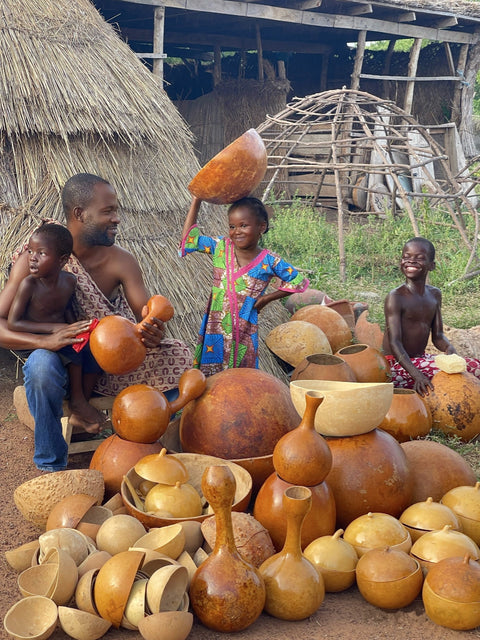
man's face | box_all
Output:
[81,183,120,247]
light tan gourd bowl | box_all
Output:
[38,527,95,566]
[400,497,461,542]
[5,540,40,573]
[133,525,186,560]
[146,565,189,613]
[42,547,79,605]
[304,529,358,592]
[410,525,480,574]
[75,568,100,616]
[4,595,58,640]
[58,606,112,640]
[122,578,148,630]
[290,380,393,436]
[78,550,112,577]
[95,514,146,555]
[121,453,252,529]
[138,611,193,640]
[128,549,179,577]
[17,563,57,598]
[14,469,104,528]
[343,512,411,558]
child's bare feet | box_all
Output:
[68,399,107,434]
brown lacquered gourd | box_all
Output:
[90,295,174,375]
[189,466,266,632]
[291,353,356,382]
[188,129,267,204]
[112,369,206,444]
[253,472,336,551]
[272,391,332,486]
[259,486,324,620]
[325,429,413,528]
[90,434,163,498]
[334,344,391,383]
[378,388,432,443]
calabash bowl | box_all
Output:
[122,578,148,630]
[14,469,104,528]
[441,482,480,544]
[399,497,461,542]
[290,380,393,436]
[78,551,112,578]
[75,568,100,615]
[17,563,57,598]
[5,540,40,573]
[42,547,79,605]
[265,321,332,366]
[121,453,252,529]
[95,514,146,556]
[410,525,480,573]
[58,606,112,640]
[93,549,146,627]
[138,611,194,640]
[146,565,189,613]
[304,529,358,592]
[343,512,411,558]
[423,579,480,630]
[45,493,98,531]
[134,525,186,560]
[38,527,94,566]
[188,128,267,204]
[4,596,58,640]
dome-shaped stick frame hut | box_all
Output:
[256,89,480,281]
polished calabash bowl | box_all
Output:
[290,380,393,436]
[399,497,461,542]
[121,453,252,529]
[441,482,480,544]
[303,529,358,592]
[58,606,112,640]
[410,524,480,573]
[137,611,193,640]
[4,595,58,640]
[343,512,411,558]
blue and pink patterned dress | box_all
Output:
[180,225,309,375]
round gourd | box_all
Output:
[145,482,203,518]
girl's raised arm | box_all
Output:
[181,196,202,241]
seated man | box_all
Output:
[383,236,480,396]
[0,173,193,472]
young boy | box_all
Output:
[8,222,105,433]
[383,236,480,396]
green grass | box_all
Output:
[267,198,480,329]
[426,430,480,480]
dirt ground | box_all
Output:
[1,347,480,640]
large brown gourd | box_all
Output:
[89,295,174,375]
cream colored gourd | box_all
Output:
[145,481,203,518]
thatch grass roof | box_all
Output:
[369,0,480,18]
[0,0,290,379]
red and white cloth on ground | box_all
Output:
[385,353,480,388]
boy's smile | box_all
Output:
[400,241,434,280]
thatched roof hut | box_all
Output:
[0,0,290,376]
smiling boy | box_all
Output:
[383,237,480,396]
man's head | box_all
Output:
[62,173,119,247]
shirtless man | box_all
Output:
[0,173,192,472]
[383,236,480,396]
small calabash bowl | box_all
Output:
[356,547,423,609]
[42,547,79,605]
[304,529,358,592]
[422,554,480,630]
[176,551,197,587]
[45,493,98,531]
[399,497,461,542]
[17,563,57,598]
[94,549,146,627]
[78,550,112,578]
[179,520,204,555]
[343,512,411,558]
[75,568,100,616]
[410,524,480,574]
[146,565,189,613]
[5,540,40,573]
[4,595,58,640]
[134,525,186,560]
[58,606,112,640]
[38,528,94,566]
[128,549,179,576]
[77,505,113,542]
[138,611,194,640]
[135,448,189,485]
[122,577,148,630]
[95,514,147,556]
[13,469,105,529]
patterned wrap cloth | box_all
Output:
[386,353,480,388]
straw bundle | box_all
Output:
[0,0,289,379]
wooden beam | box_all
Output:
[136,52,167,58]
[152,5,165,80]
[360,73,460,81]
[351,29,366,90]
[444,42,455,75]
[213,45,222,86]
[116,0,479,45]
[452,43,469,123]
[382,39,395,99]
[294,0,322,9]
[347,4,372,16]
[256,22,264,81]
[435,16,458,29]
[404,37,422,114]
[397,12,416,23]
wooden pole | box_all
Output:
[452,43,469,125]
[320,52,330,92]
[403,38,422,114]
[351,30,367,91]
[382,40,395,99]
[152,6,165,80]
[256,22,264,82]
[214,45,222,86]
